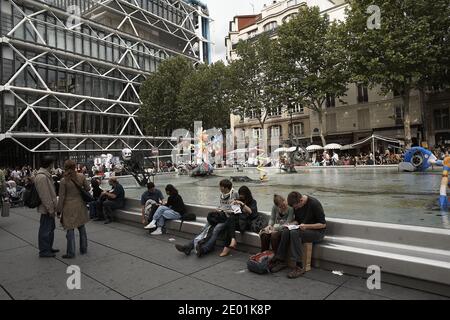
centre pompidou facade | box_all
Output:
[0,0,210,167]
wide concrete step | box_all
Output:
[115,208,450,285]
[326,218,450,251]
[122,199,450,251]
[315,242,450,286]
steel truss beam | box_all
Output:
[14,0,204,62]
[5,131,178,153]
[1,0,206,155]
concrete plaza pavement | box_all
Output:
[0,207,448,300]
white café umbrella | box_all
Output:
[306,145,323,152]
[324,143,342,150]
[273,146,297,153]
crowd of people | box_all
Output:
[0,156,327,279]
[168,178,327,279]
[0,156,127,259]
[308,149,403,167]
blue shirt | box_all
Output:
[140,189,164,206]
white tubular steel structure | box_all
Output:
[0,0,210,163]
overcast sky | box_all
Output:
[203,0,271,62]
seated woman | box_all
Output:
[146,184,185,235]
[260,195,294,254]
[220,186,258,257]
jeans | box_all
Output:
[274,228,325,267]
[196,222,226,254]
[152,206,181,228]
[38,214,55,256]
[66,225,88,257]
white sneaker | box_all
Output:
[150,227,163,235]
[144,220,157,230]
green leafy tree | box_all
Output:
[278,6,350,146]
[228,35,286,138]
[344,0,450,147]
[178,61,232,131]
[140,56,194,136]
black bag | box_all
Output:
[23,183,41,209]
[182,212,196,221]
[250,213,269,234]
[71,178,94,204]
[178,212,196,232]
[207,211,227,226]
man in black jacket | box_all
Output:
[270,192,327,278]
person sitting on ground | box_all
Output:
[145,184,185,235]
[270,191,326,279]
[95,177,125,224]
[140,182,164,225]
[175,179,239,257]
[260,194,294,254]
[219,186,258,257]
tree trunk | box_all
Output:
[418,88,427,146]
[402,89,412,149]
[318,110,327,146]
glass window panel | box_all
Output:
[74,34,82,54]
[56,29,65,50]
[66,31,74,52]
[91,39,98,58]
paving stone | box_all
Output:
[191,259,338,300]
[133,276,252,300]
[342,277,449,300]
[0,229,29,252]
[79,253,183,298]
[325,286,391,300]
[3,269,126,300]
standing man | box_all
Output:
[35,156,59,258]
[270,191,326,279]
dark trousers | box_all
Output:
[97,198,123,221]
[260,231,282,254]
[274,228,325,267]
[66,225,88,257]
[88,201,98,218]
[223,215,250,247]
[38,214,55,255]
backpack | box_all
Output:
[250,213,269,234]
[247,250,274,274]
[207,211,227,226]
[23,183,41,209]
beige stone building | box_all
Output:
[226,0,450,150]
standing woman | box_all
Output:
[57,160,91,259]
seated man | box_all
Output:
[175,179,239,257]
[270,191,326,279]
[140,182,164,225]
[95,177,125,224]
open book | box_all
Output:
[231,204,242,214]
[285,224,300,230]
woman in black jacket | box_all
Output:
[88,177,103,219]
[220,186,258,257]
[146,184,185,235]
